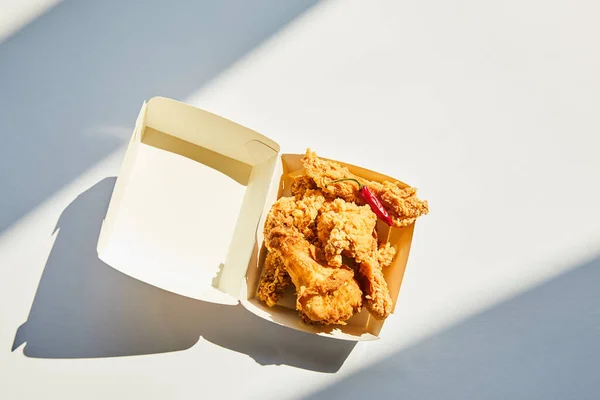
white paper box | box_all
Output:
[98,97,416,341]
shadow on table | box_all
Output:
[0,0,318,236]
[12,178,355,373]
[306,256,600,398]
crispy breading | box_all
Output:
[359,254,394,319]
[263,190,326,244]
[291,175,317,198]
[316,198,377,268]
[313,196,393,319]
[269,229,361,324]
[302,149,429,227]
[349,236,393,319]
[377,242,396,268]
[266,228,354,296]
[257,251,291,307]
[371,182,429,228]
[302,149,364,204]
[292,190,327,243]
[299,279,362,325]
[258,244,360,325]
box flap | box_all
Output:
[145,97,278,164]
[97,97,279,305]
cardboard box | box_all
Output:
[97,97,415,341]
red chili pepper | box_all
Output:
[327,178,394,226]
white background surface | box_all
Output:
[1,1,599,399]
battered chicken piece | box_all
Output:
[371,182,429,228]
[378,242,396,268]
[302,149,364,204]
[359,254,394,319]
[290,175,317,198]
[299,279,362,325]
[257,251,291,307]
[314,196,394,319]
[266,228,354,296]
[268,229,362,324]
[263,196,363,324]
[263,190,326,244]
[317,198,378,268]
[293,190,328,243]
[302,149,429,227]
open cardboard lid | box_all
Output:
[97,97,280,305]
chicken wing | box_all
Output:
[266,228,354,296]
[268,228,362,324]
[299,279,362,325]
[371,182,430,228]
[263,197,362,325]
[314,196,394,319]
[302,149,364,204]
[302,149,429,227]
[359,253,394,320]
[316,198,378,267]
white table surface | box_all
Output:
[1,1,599,399]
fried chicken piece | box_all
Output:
[313,196,394,319]
[317,198,378,268]
[293,190,327,242]
[299,279,362,325]
[266,228,355,296]
[264,195,353,295]
[291,175,317,198]
[263,191,326,244]
[257,251,291,307]
[370,182,429,228]
[257,240,365,320]
[302,149,429,227]
[264,196,363,325]
[269,229,362,324]
[377,242,396,268]
[359,254,394,319]
[302,149,364,204]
